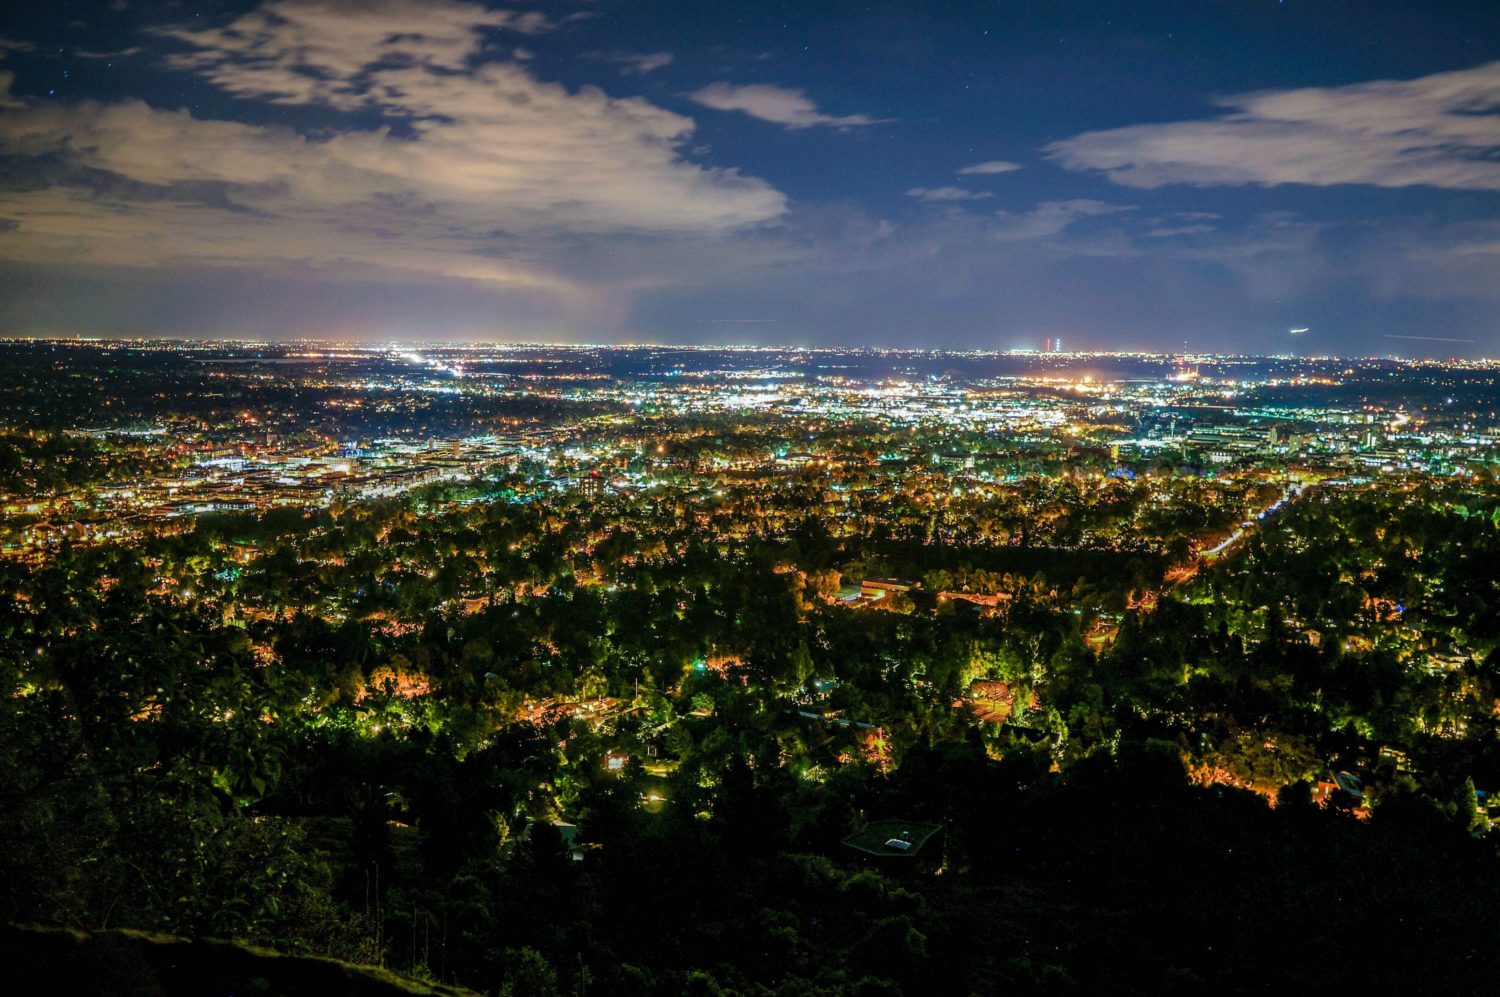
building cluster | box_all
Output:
[2,342,1496,561]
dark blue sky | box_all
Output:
[1,1,1498,355]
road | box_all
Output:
[1202,482,1311,560]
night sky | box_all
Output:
[1,1,1498,354]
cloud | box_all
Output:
[905,186,993,202]
[991,200,1133,241]
[689,82,886,129]
[155,0,550,110]
[957,160,1021,175]
[587,51,674,76]
[1047,60,1500,191]
[0,0,786,300]
[0,70,20,109]
[72,47,145,60]
[1144,224,1215,238]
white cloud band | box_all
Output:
[1047,61,1500,191]
[690,82,886,129]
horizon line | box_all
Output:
[0,334,1492,365]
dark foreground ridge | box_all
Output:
[2,924,476,997]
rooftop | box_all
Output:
[842,820,944,858]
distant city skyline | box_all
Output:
[3,335,1493,366]
[1,1,1499,355]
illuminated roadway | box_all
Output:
[1203,482,1311,559]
